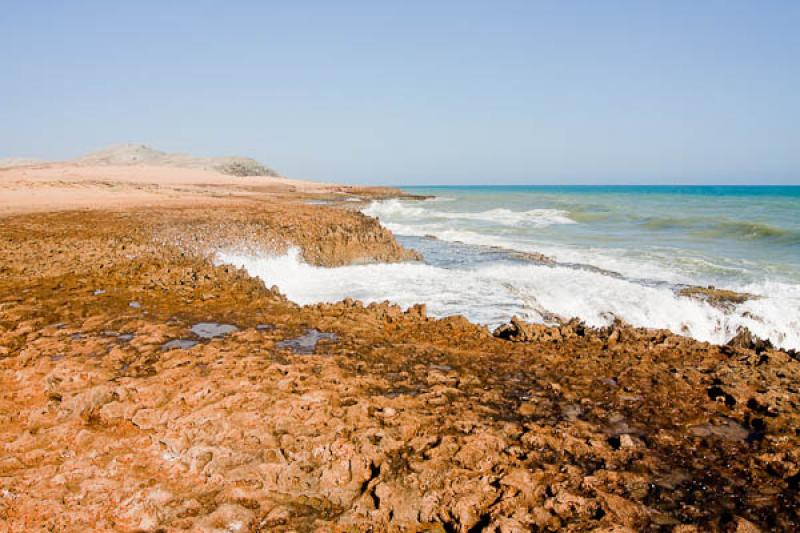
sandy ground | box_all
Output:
[0,163,342,216]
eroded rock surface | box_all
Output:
[1,203,799,532]
[678,286,756,309]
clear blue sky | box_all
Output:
[1,1,798,184]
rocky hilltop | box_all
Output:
[73,143,281,177]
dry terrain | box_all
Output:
[0,159,798,531]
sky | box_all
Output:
[1,1,798,185]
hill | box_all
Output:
[74,143,281,177]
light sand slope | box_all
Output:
[0,163,341,216]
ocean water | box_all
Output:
[219,186,800,350]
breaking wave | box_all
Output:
[363,199,576,228]
[643,216,797,242]
[218,249,800,350]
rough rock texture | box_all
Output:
[726,327,774,354]
[678,286,756,309]
[1,203,799,531]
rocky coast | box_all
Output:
[1,158,799,532]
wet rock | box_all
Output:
[493,316,586,343]
[161,339,199,351]
[678,286,755,309]
[190,322,238,339]
[504,248,557,264]
[493,316,539,342]
[727,327,774,354]
[406,303,427,319]
[276,329,337,354]
[689,417,750,442]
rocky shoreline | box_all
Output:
[1,185,799,531]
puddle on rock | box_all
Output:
[190,322,238,339]
[161,339,199,351]
[101,330,134,344]
[689,417,750,441]
[256,324,274,331]
[276,329,337,355]
[129,301,141,309]
[604,414,643,437]
[385,386,425,398]
[560,403,583,421]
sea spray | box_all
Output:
[221,186,800,350]
[217,248,800,350]
[363,199,577,228]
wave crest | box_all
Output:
[363,199,577,228]
[217,249,800,350]
[643,216,796,242]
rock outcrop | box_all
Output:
[1,201,798,531]
[726,327,774,353]
[678,285,755,309]
[493,315,586,342]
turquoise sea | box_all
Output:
[221,186,800,350]
[398,185,800,287]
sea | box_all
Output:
[219,186,800,350]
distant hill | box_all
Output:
[73,144,281,177]
[0,157,43,169]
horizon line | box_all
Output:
[394,183,800,187]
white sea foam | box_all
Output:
[382,221,693,284]
[217,249,800,350]
[424,196,456,202]
[364,200,693,283]
[362,199,576,228]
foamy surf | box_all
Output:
[363,199,577,228]
[378,222,695,284]
[217,248,800,350]
[223,186,800,350]
[363,187,800,299]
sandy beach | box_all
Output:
[1,157,799,531]
[0,160,357,216]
